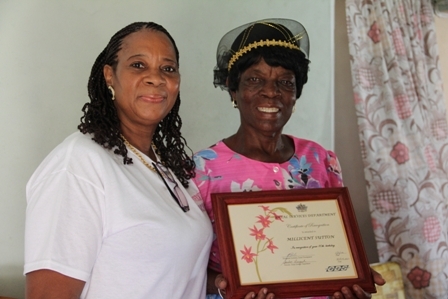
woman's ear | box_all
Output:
[103,65,113,86]
[227,77,237,99]
[229,90,236,100]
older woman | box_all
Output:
[24,22,213,299]
[192,19,385,299]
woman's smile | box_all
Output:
[139,93,166,103]
[257,106,280,113]
[231,59,296,134]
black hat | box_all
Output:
[214,18,309,90]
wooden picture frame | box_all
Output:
[211,187,376,298]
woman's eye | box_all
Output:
[280,80,294,87]
[163,66,177,73]
[131,62,145,69]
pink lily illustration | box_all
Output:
[240,205,291,282]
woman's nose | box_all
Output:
[144,69,166,86]
[261,80,281,97]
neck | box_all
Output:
[224,128,293,163]
[120,125,156,160]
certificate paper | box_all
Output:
[212,187,376,298]
[229,199,356,284]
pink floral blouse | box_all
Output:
[192,136,343,272]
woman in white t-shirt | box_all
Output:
[24,22,216,299]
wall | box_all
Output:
[0,1,334,298]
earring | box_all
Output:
[108,86,115,101]
[232,99,238,108]
[292,105,296,113]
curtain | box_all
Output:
[345,0,448,298]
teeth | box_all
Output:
[258,107,279,113]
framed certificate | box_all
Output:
[211,187,376,299]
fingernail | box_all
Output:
[263,288,267,294]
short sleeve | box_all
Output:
[24,169,105,281]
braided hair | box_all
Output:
[78,22,195,188]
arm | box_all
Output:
[209,269,275,299]
[26,270,85,299]
[207,267,220,294]
[25,165,103,298]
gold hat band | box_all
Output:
[227,39,301,71]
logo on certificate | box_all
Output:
[295,203,308,212]
[326,265,349,272]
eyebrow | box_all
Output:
[246,68,295,76]
[126,54,178,64]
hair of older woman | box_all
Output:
[226,46,310,100]
[78,21,194,187]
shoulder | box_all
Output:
[194,140,227,156]
[65,131,108,154]
[41,131,115,167]
[193,140,231,166]
[27,132,120,190]
[288,135,339,165]
[41,131,104,157]
[288,135,332,153]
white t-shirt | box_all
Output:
[25,132,213,299]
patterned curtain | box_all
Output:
[345,0,448,298]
